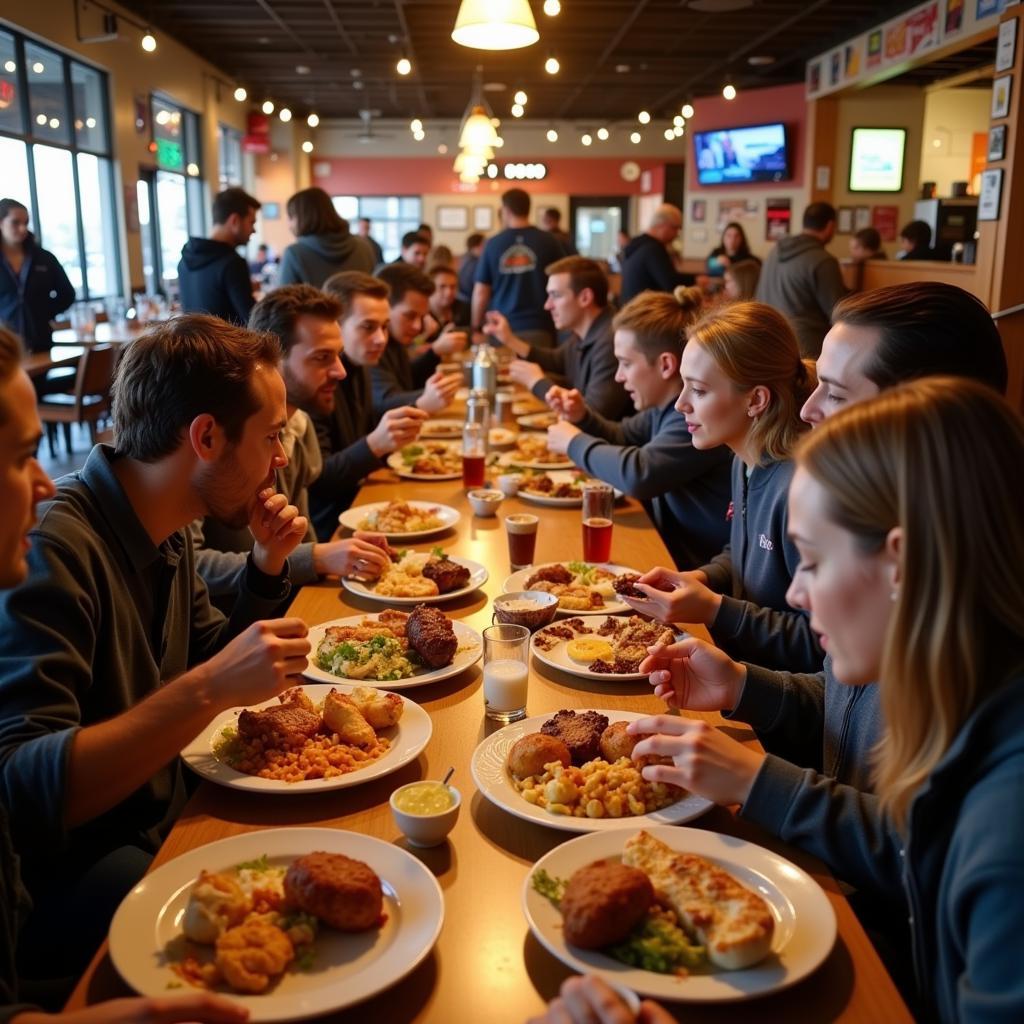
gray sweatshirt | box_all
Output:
[277,232,376,289]
[700,457,825,672]
[566,397,732,568]
[755,234,848,358]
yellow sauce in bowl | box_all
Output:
[393,782,454,815]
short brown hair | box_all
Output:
[428,262,457,280]
[323,271,390,318]
[502,188,530,218]
[853,227,882,252]
[0,327,24,426]
[545,256,609,307]
[113,314,281,462]
[376,262,434,305]
[248,285,341,355]
[286,187,346,237]
[212,187,260,225]
[612,288,703,363]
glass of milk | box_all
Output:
[482,624,530,724]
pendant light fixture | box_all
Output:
[452,0,539,51]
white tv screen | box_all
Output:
[849,128,907,192]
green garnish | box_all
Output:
[431,546,446,558]
[531,868,568,905]
[607,911,706,974]
[294,946,316,972]
[401,444,424,464]
[236,854,271,872]
[567,560,596,583]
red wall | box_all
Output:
[312,156,668,196]
[686,82,807,191]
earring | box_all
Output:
[890,589,899,602]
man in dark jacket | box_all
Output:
[755,201,848,358]
[620,204,694,303]
[457,232,485,303]
[177,187,260,324]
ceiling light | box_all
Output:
[723,83,737,100]
[630,131,641,144]
[49,117,60,128]
[615,64,630,74]
[748,54,775,66]
[410,118,423,132]
[438,143,448,154]
[413,129,425,141]
[35,113,46,125]
[141,32,156,52]
[396,56,412,75]
[581,133,592,146]
[664,128,675,140]
[543,0,561,13]
[295,64,311,75]
[638,110,651,124]
[279,107,292,122]
[545,55,560,74]
[673,115,684,127]
[681,102,694,119]
[451,0,540,50]
[155,109,170,125]
[32,61,44,74]
[302,140,314,153]
[262,100,275,115]
[307,112,319,127]
[491,116,501,126]
[487,164,499,178]
[352,80,364,90]
[514,89,527,105]
[459,105,499,150]
[546,128,558,142]
[86,117,96,128]
[186,162,199,175]
[3,61,15,73]
[511,103,524,117]
[493,136,504,147]
[597,127,609,141]
[673,125,684,137]
[234,86,247,102]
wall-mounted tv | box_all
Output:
[693,122,790,185]
[848,127,907,192]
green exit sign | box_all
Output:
[156,137,183,171]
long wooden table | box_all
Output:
[23,345,86,379]
[67,445,912,1022]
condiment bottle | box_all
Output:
[471,342,497,401]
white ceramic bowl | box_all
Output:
[390,783,462,848]
[497,472,523,497]
[468,489,504,517]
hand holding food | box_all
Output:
[639,636,747,713]
[249,487,308,577]
[367,405,427,457]
[545,386,586,424]
[628,715,766,807]
[621,568,721,625]
[546,419,582,455]
[417,370,461,414]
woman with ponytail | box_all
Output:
[621,301,823,672]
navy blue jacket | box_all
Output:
[620,233,693,304]
[0,237,75,353]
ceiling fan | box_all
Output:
[338,109,394,144]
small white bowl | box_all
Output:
[390,783,461,848]
[468,489,504,517]
[496,473,523,497]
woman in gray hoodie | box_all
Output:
[278,187,375,288]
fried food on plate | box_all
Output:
[182,871,252,945]
[284,851,383,931]
[214,919,295,994]
[508,733,572,781]
[348,686,404,730]
[238,700,321,749]
[560,859,655,949]
[322,690,377,748]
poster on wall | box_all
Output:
[988,123,1007,160]
[885,18,909,58]
[830,51,842,86]
[871,205,901,241]
[473,206,493,231]
[996,18,1018,72]
[837,207,855,234]
[977,0,1003,18]
[690,198,707,223]
[978,167,1004,219]
[946,0,965,34]
[867,29,884,66]
[992,74,1012,118]
[716,198,759,232]
[845,42,862,77]
[854,206,872,231]
[765,198,792,240]
[808,61,822,94]
[907,2,939,53]
[437,206,468,230]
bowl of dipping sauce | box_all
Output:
[390,781,461,848]
[496,472,523,497]
[468,489,504,517]
[493,590,559,631]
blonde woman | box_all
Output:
[633,378,1024,1023]
[621,301,822,671]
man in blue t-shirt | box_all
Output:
[471,188,567,348]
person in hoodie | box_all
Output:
[0,199,75,355]
[621,301,822,673]
[177,187,260,325]
[896,219,936,261]
[629,378,1024,1024]
[619,203,695,304]
[278,187,375,288]
[544,287,732,569]
[755,201,848,358]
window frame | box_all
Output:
[332,194,423,263]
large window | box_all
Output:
[332,195,422,263]
[0,27,119,299]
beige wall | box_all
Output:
[920,86,990,196]
[2,0,248,291]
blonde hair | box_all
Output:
[686,301,813,462]
[612,288,703,363]
[798,378,1024,827]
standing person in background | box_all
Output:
[178,187,261,325]
[248,243,274,276]
[756,202,847,358]
[383,232,430,272]
[356,217,383,267]
[278,188,375,288]
[849,227,886,262]
[416,224,434,250]
[541,207,576,255]
[457,233,485,303]
[705,221,759,277]
[472,188,566,349]
[896,220,935,261]
[0,199,75,355]
[423,263,470,344]
[620,204,694,304]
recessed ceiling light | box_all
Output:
[483,82,507,91]
[748,55,775,66]
[350,68,362,77]
[296,64,311,75]
[615,64,630,74]
[353,80,364,90]
[596,127,609,140]
[257,36,270,44]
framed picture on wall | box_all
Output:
[853,206,872,231]
[690,198,707,223]
[437,206,469,231]
[992,75,1012,119]
[473,205,493,231]
[978,168,1004,221]
[996,18,1017,73]
[988,123,1007,161]
[836,206,854,233]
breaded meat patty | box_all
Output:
[560,859,654,949]
[284,851,383,931]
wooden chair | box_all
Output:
[38,344,117,455]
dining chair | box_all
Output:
[38,344,117,455]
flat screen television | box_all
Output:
[693,122,790,185]
[848,127,906,192]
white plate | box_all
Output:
[489,426,517,448]
[522,825,836,1002]
[531,617,684,681]
[503,563,640,616]
[303,615,482,691]
[518,470,587,507]
[109,828,444,1022]
[338,501,460,540]
[386,443,462,481]
[342,556,488,605]
[517,411,558,430]
[419,418,462,440]
[471,712,714,833]
[181,683,432,794]
[499,449,575,471]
